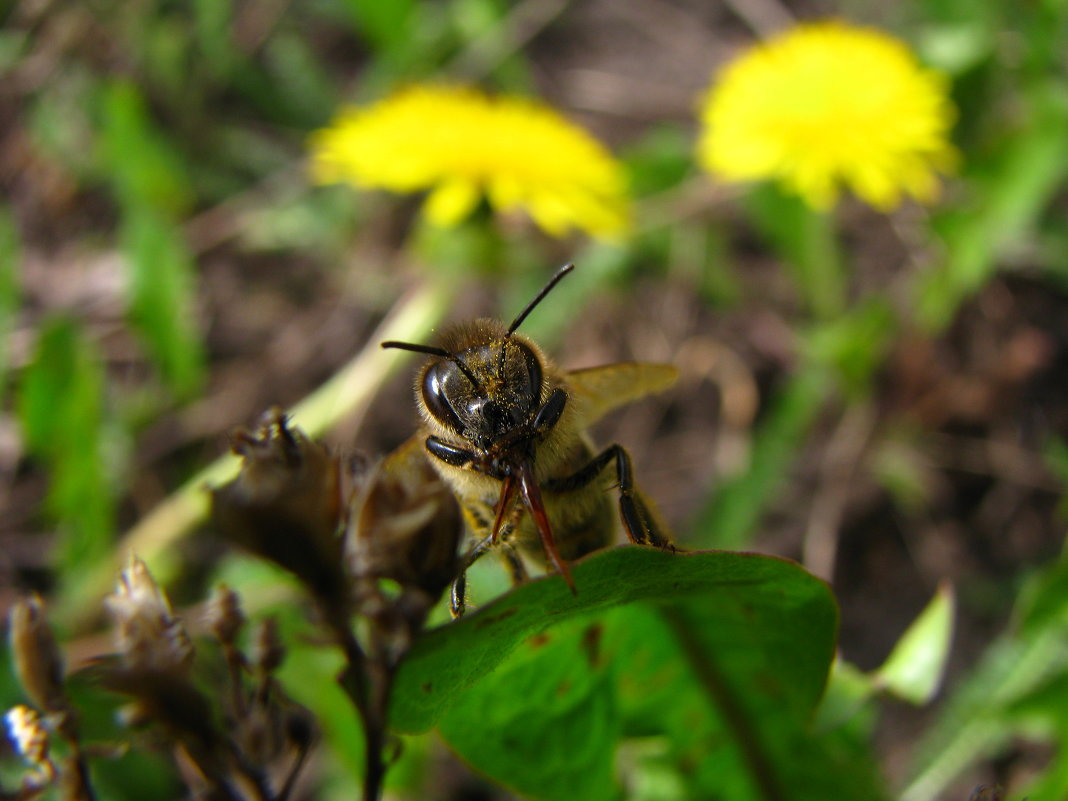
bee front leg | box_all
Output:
[545,444,673,550]
[451,506,530,617]
[426,436,475,467]
[451,533,494,618]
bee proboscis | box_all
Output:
[383,264,676,614]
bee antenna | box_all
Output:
[382,340,483,391]
[506,263,574,337]
[382,341,451,359]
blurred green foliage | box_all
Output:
[903,551,1068,801]
[121,206,205,399]
[17,318,115,575]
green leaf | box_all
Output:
[901,555,1068,801]
[874,583,955,704]
[1007,672,1068,801]
[1016,550,1068,634]
[122,207,205,398]
[193,0,235,76]
[97,80,194,216]
[814,658,879,732]
[916,82,1068,329]
[917,20,996,75]
[18,318,101,462]
[16,317,115,570]
[393,548,885,801]
[340,0,416,55]
[392,548,832,731]
[437,618,621,801]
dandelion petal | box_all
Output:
[697,20,958,212]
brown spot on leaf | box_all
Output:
[582,623,604,668]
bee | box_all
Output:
[382,264,676,614]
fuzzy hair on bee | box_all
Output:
[383,264,676,615]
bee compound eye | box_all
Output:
[421,362,464,434]
[515,342,543,411]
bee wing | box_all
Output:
[566,362,678,427]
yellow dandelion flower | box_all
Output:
[697,21,957,210]
[310,85,630,239]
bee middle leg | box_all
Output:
[545,444,673,550]
[497,541,529,585]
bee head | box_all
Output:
[382,264,573,452]
[418,328,544,449]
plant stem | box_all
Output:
[791,206,844,320]
[330,617,389,801]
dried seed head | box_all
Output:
[249,617,285,675]
[283,706,316,752]
[231,676,317,790]
[347,442,462,611]
[4,704,54,781]
[211,409,349,613]
[8,594,67,715]
[204,584,245,647]
[105,671,230,785]
[97,564,243,794]
[105,554,193,676]
[237,696,285,766]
